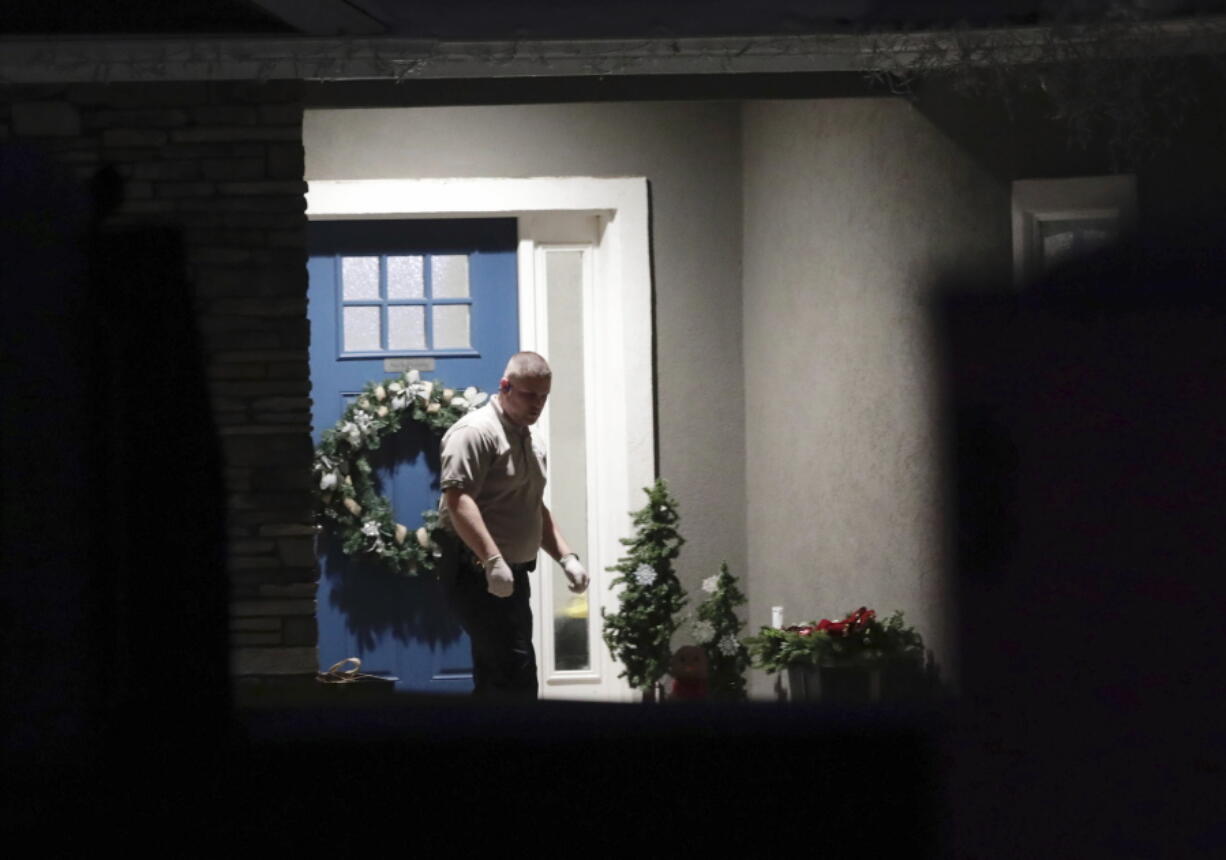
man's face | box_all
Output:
[499,375,551,426]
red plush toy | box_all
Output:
[669,645,709,701]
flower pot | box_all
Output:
[787,658,927,704]
[788,663,879,704]
[636,682,666,703]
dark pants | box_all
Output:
[437,532,538,700]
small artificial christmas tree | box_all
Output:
[602,478,687,701]
[692,562,751,701]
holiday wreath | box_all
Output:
[312,369,488,576]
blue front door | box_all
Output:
[308,218,518,693]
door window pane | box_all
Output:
[545,250,591,672]
[336,252,478,355]
[431,255,470,299]
[343,306,381,352]
[341,256,380,301]
[555,594,590,672]
[432,305,470,349]
[388,305,426,351]
[387,255,424,299]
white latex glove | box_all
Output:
[561,554,589,594]
[483,555,514,598]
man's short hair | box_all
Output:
[503,351,552,381]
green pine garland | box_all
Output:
[312,369,488,576]
[601,478,687,695]
[746,609,925,674]
[691,562,751,701]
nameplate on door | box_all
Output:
[384,358,435,373]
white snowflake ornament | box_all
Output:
[632,564,657,586]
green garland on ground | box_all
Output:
[601,478,687,696]
[312,369,488,576]
[746,608,924,675]
[691,562,751,701]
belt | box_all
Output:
[442,530,536,573]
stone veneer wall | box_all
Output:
[0,81,317,680]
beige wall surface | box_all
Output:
[741,98,1010,697]
[305,102,746,602]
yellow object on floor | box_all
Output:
[563,593,588,619]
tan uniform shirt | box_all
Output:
[437,395,547,564]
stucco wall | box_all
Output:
[305,102,746,600]
[741,98,1010,696]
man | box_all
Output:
[437,351,589,699]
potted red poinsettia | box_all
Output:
[746,607,927,703]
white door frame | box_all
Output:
[306,177,654,701]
